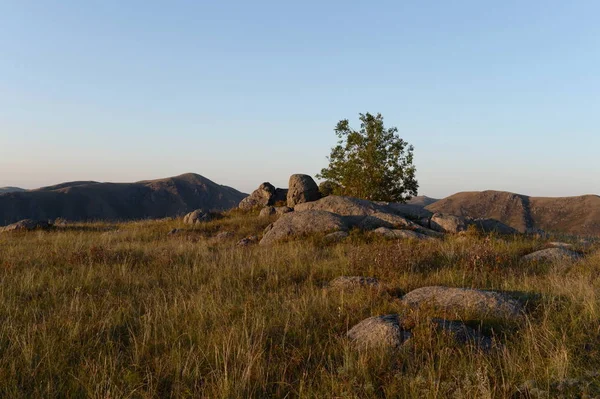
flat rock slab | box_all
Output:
[402,286,523,319]
[329,276,380,290]
[259,210,348,245]
[522,248,582,263]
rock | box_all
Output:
[329,276,379,290]
[522,248,582,263]
[215,231,234,241]
[430,213,468,233]
[347,314,411,349]
[469,218,518,235]
[287,174,321,207]
[53,218,69,227]
[167,228,182,235]
[323,231,349,242]
[294,195,428,233]
[259,207,276,218]
[275,206,293,215]
[259,206,293,218]
[372,227,432,240]
[259,210,348,245]
[402,286,523,319]
[347,314,491,350]
[0,219,51,233]
[183,209,210,225]
[386,203,433,220]
[239,183,288,210]
[237,236,259,247]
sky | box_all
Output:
[1,0,599,198]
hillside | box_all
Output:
[426,190,600,235]
[0,173,246,225]
[406,195,439,207]
[0,187,26,194]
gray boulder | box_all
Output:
[0,219,51,233]
[522,248,582,263]
[430,213,468,233]
[183,209,210,225]
[402,286,523,319]
[294,195,435,234]
[347,314,411,349]
[287,174,321,207]
[239,182,288,210]
[259,207,276,218]
[259,210,348,245]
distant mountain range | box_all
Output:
[0,187,26,194]
[0,173,247,225]
[426,190,600,236]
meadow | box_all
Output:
[0,211,599,398]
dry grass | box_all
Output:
[0,213,599,398]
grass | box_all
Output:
[0,212,599,398]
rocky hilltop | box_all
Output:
[0,173,246,225]
[426,190,600,235]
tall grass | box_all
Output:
[0,214,598,398]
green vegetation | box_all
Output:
[0,212,599,398]
[318,112,418,202]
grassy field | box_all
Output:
[0,212,599,398]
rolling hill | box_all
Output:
[0,173,247,225]
[0,187,26,194]
[426,190,600,235]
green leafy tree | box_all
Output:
[317,112,418,202]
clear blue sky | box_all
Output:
[1,0,598,197]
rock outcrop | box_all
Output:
[239,183,288,210]
[430,213,468,233]
[287,174,321,207]
[0,219,51,233]
[259,210,348,245]
[183,209,211,225]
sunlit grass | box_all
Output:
[0,212,598,398]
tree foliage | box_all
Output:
[317,112,418,202]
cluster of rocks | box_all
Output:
[344,284,526,351]
[0,219,52,233]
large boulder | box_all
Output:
[0,219,51,233]
[287,174,321,207]
[430,213,468,233]
[259,210,348,245]
[521,248,582,263]
[183,209,211,225]
[402,286,523,319]
[239,183,288,210]
[294,195,433,233]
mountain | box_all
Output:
[426,190,600,235]
[0,187,26,194]
[407,195,439,207]
[0,173,247,225]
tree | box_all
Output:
[317,112,418,202]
